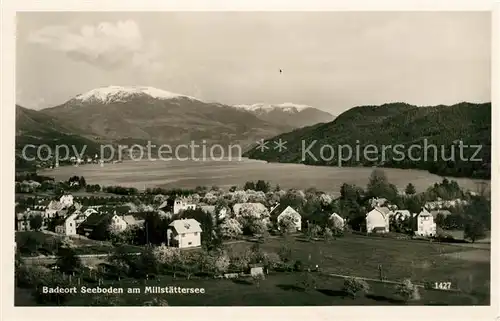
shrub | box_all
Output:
[214,254,231,275]
[293,260,304,272]
[342,277,370,298]
[300,271,317,290]
[278,244,292,262]
[16,264,51,288]
[395,279,421,302]
[32,273,72,305]
[262,252,281,271]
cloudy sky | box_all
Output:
[17,12,491,113]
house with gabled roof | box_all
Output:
[55,212,78,236]
[366,206,392,233]
[270,203,302,231]
[329,212,345,229]
[167,218,202,248]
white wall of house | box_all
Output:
[56,214,78,236]
[173,199,197,214]
[110,215,128,232]
[60,195,74,208]
[366,209,389,233]
[168,230,201,248]
[179,231,201,248]
[416,211,436,237]
[329,213,345,229]
[64,214,77,235]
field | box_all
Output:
[227,235,491,296]
[16,234,490,306]
[40,158,489,194]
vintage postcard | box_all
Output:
[1,1,498,320]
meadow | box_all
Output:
[16,234,490,306]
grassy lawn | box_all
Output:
[16,231,142,256]
[15,233,490,306]
[227,234,491,297]
[17,272,483,306]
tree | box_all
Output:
[278,244,292,263]
[299,271,318,291]
[435,213,445,228]
[56,247,82,274]
[405,183,416,195]
[306,224,322,240]
[214,253,230,275]
[244,181,256,191]
[342,277,370,298]
[29,215,43,231]
[366,169,396,201]
[255,180,271,193]
[278,215,297,236]
[464,218,486,243]
[323,227,334,242]
[79,176,87,187]
[395,279,421,303]
[262,252,281,271]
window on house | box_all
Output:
[181,233,185,237]
[188,242,192,245]
[70,223,72,227]
[194,232,198,236]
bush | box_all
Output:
[16,264,51,288]
[395,279,421,302]
[342,277,370,298]
[299,271,317,290]
[293,260,304,272]
[278,244,292,263]
[262,252,281,271]
[32,273,72,305]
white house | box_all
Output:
[173,198,197,215]
[276,206,302,231]
[366,207,392,233]
[415,209,436,237]
[55,213,78,236]
[108,214,128,232]
[44,200,64,218]
[59,194,74,208]
[167,218,202,248]
[329,213,345,229]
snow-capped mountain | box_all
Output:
[40,86,293,150]
[233,102,335,128]
[233,102,312,113]
[71,85,198,104]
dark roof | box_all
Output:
[78,213,113,228]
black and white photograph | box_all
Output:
[4,5,496,314]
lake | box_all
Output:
[40,158,489,195]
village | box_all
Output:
[14,169,491,306]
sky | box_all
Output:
[16,11,491,113]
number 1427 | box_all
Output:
[434,282,451,290]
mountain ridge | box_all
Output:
[244,101,491,179]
